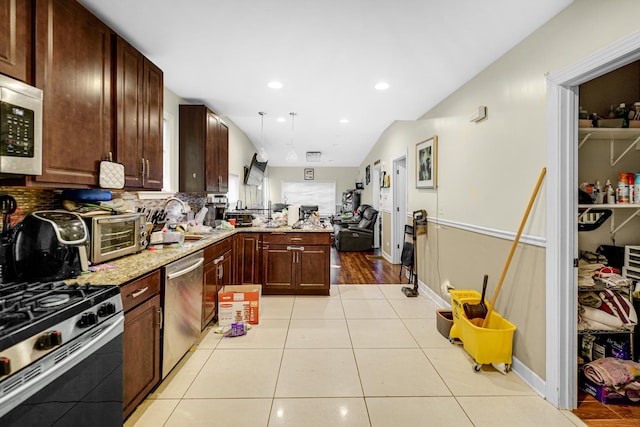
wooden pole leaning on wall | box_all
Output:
[478,167,547,329]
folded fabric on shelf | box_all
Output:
[580,305,625,330]
[578,291,602,308]
[600,289,637,326]
[583,357,640,387]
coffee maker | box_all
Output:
[205,195,227,226]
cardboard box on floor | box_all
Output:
[218,285,261,326]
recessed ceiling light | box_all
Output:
[340,119,349,124]
[374,82,389,90]
[268,81,283,89]
[277,117,286,123]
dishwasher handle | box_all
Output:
[167,257,204,280]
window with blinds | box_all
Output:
[281,181,336,215]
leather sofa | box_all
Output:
[331,204,371,227]
[334,206,378,251]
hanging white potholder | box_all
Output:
[99,160,125,189]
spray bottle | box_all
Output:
[604,179,615,204]
[594,180,603,204]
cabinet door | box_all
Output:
[202,260,218,330]
[34,0,112,186]
[179,105,206,192]
[297,245,330,290]
[0,0,32,83]
[216,121,229,192]
[262,245,295,291]
[205,111,218,192]
[115,36,144,188]
[142,57,163,189]
[235,234,261,285]
[123,294,161,419]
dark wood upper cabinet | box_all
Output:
[0,0,32,83]
[179,104,229,193]
[115,36,163,189]
[33,0,112,186]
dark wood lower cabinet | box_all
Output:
[262,232,331,296]
[123,294,161,419]
[235,233,261,285]
[121,270,161,420]
[202,239,233,329]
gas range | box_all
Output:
[0,281,123,381]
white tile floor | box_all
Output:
[126,284,586,427]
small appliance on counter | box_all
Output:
[224,211,255,227]
[83,212,145,264]
[12,210,89,281]
[204,195,227,227]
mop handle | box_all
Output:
[481,167,546,328]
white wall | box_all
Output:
[357,0,640,381]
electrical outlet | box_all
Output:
[438,207,444,216]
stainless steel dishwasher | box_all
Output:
[162,250,204,378]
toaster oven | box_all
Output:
[84,213,146,264]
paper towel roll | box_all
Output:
[288,205,300,226]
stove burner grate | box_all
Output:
[38,294,71,308]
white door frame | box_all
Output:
[546,32,640,409]
[392,156,407,263]
[372,166,382,248]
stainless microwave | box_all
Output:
[84,213,146,265]
[0,74,43,175]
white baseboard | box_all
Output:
[418,278,547,398]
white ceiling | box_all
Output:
[79,0,572,167]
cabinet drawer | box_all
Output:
[263,232,330,245]
[204,237,233,262]
[121,270,161,312]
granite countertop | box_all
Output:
[72,225,333,287]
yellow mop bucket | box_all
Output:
[449,289,516,371]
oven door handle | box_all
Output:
[167,258,204,280]
[96,216,138,224]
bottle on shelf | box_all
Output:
[604,179,615,204]
[594,180,603,204]
[616,103,629,128]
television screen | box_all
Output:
[244,153,267,186]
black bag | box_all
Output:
[401,242,414,266]
[597,245,625,270]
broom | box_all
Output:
[470,167,546,328]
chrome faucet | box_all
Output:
[163,197,188,215]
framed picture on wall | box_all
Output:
[365,165,371,185]
[416,135,437,189]
[304,168,314,180]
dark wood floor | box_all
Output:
[330,247,407,285]
[573,390,640,426]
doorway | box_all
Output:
[392,156,407,264]
[547,32,640,409]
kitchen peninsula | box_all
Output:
[73,226,332,296]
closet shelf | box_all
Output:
[579,204,640,235]
[578,329,633,335]
[578,128,640,166]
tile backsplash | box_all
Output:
[0,187,209,232]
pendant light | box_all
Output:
[285,112,298,162]
[256,111,269,163]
